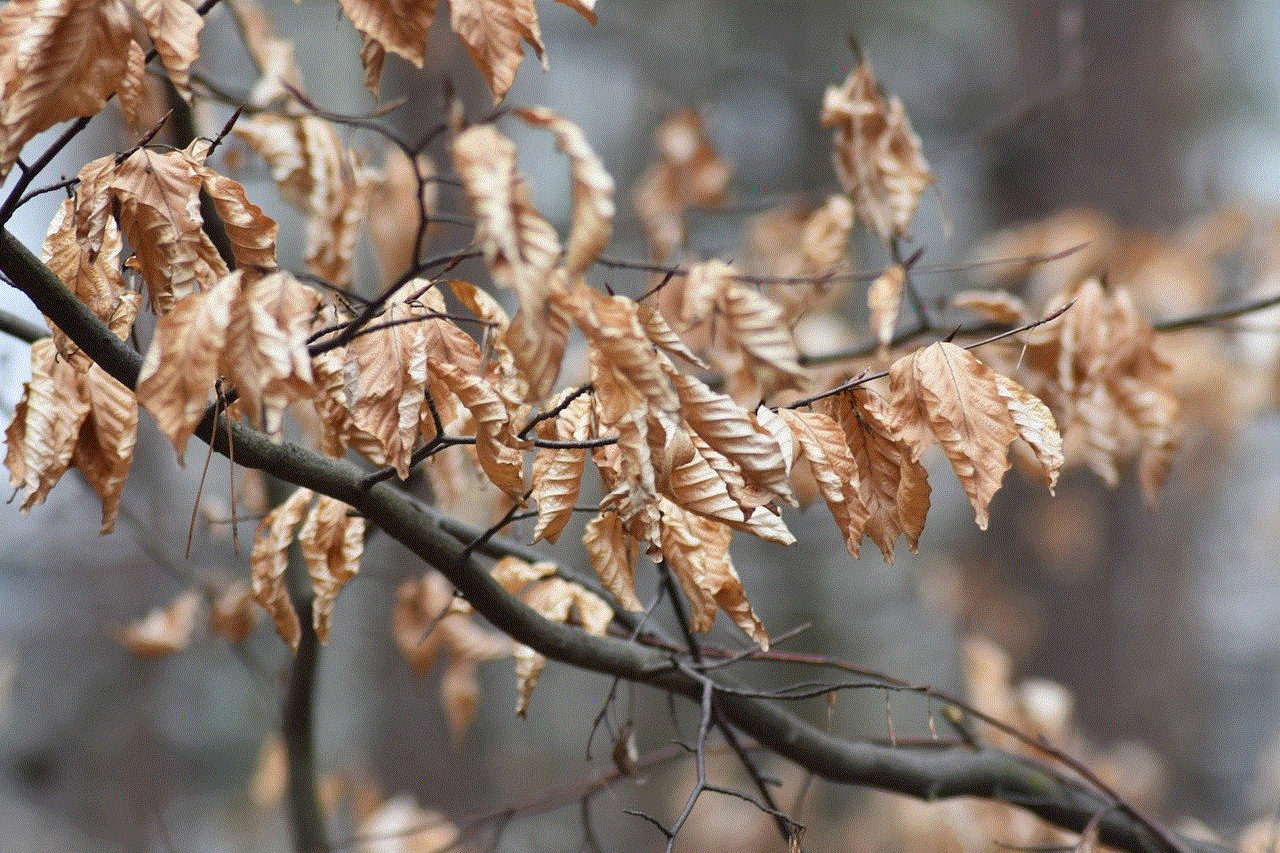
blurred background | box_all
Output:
[3,0,1280,850]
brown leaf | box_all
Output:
[566,285,678,415]
[582,509,642,611]
[338,0,436,70]
[209,579,256,644]
[824,388,930,561]
[427,359,526,497]
[41,196,128,367]
[5,339,92,512]
[120,590,201,656]
[191,158,279,273]
[73,360,139,534]
[686,511,768,649]
[886,342,1020,529]
[343,281,431,478]
[632,109,730,260]
[250,487,312,652]
[669,369,794,506]
[778,408,868,559]
[821,58,934,242]
[367,149,437,286]
[132,0,203,96]
[719,282,807,390]
[515,106,615,276]
[299,496,364,642]
[868,264,905,354]
[450,0,545,102]
[0,0,132,182]
[530,392,591,543]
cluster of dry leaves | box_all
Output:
[2,0,1191,732]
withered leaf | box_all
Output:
[250,487,312,652]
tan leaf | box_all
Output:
[428,359,525,497]
[192,161,279,273]
[638,300,707,370]
[73,360,139,534]
[298,495,364,643]
[778,408,868,559]
[656,498,718,633]
[235,114,373,289]
[0,0,132,182]
[5,339,91,512]
[951,290,1029,325]
[368,150,437,286]
[687,512,768,649]
[887,342,1019,529]
[250,487,312,652]
[222,271,319,438]
[552,0,595,23]
[116,36,148,131]
[582,510,642,611]
[668,369,794,506]
[41,196,127,367]
[450,0,545,102]
[505,275,571,402]
[868,264,904,353]
[993,374,1064,494]
[515,106,615,276]
[566,285,678,415]
[208,579,256,644]
[825,388,930,561]
[530,392,591,543]
[632,109,730,261]
[133,0,203,96]
[720,282,807,389]
[343,281,430,479]
[119,590,201,656]
[338,0,436,69]
[652,411,745,526]
[821,58,934,241]
[111,148,221,310]
[227,0,303,107]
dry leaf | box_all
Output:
[530,391,591,543]
[298,495,364,642]
[515,106,615,276]
[886,342,1055,529]
[778,407,868,559]
[868,264,905,354]
[133,0,204,97]
[821,57,934,242]
[582,509,642,611]
[0,0,133,183]
[632,109,731,260]
[120,590,202,656]
[356,795,459,853]
[450,0,546,102]
[250,487,313,652]
[209,579,257,644]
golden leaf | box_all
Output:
[41,197,127,367]
[450,0,545,102]
[719,282,807,390]
[566,285,678,415]
[120,590,202,657]
[298,495,364,643]
[886,342,1021,530]
[687,511,768,649]
[190,159,279,274]
[250,487,312,652]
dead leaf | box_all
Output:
[120,590,202,656]
[250,487,312,652]
[298,495,364,642]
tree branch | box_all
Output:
[0,226,1226,853]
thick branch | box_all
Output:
[0,227,1224,853]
